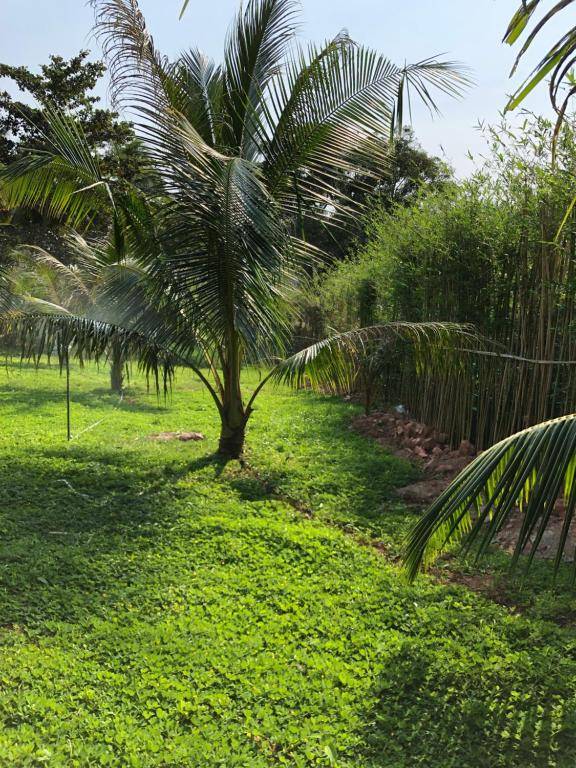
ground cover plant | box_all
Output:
[0,363,576,767]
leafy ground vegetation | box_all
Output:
[0,363,576,767]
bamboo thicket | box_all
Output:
[317,117,576,448]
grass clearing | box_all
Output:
[0,363,575,766]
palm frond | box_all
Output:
[172,50,223,146]
[263,41,469,221]
[3,311,177,393]
[405,413,576,582]
[93,0,220,159]
[0,109,109,226]
[12,244,94,309]
[157,145,296,359]
[223,0,300,158]
[272,322,476,392]
[504,0,576,113]
[399,57,472,123]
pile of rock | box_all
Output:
[353,410,576,561]
[352,410,477,505]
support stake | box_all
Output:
[65,348,71,441]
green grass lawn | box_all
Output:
[0,362,576,767]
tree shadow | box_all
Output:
[236,392,419,537]
[356,629,575,767]
[0,404,575,765]
[0,444,228,628]
[0,383,168,414]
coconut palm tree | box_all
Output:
[0,0,470,457]
[10,233,133,392]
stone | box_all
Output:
[396,479,447,505]
[433,456,470,475]
[458,439,476,456]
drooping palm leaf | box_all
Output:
[405,413,576,581]
[3,312,176,392]
[504,0,576,116]
[272,322,477,392]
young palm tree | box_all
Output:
[0,0,469,457]
[11,234,132,392]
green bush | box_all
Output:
[317,117,576,446]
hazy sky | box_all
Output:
[0,1,563,176]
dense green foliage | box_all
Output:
[0,50,141,267]
[0,51,133,170]
[299,130,451,263]
[316,117,576,448]
[0,363,575,766]
[316,177,508,331]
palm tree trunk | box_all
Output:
[218,334,246,459]
[218,414,246,458]
[110,343,124,394]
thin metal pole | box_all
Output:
[65,348,71,441]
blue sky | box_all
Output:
[0,0,562,175]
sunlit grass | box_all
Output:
[0,362,574,766]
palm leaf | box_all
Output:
[263,42,469,223]
[223,0,300,158]
[12,244,94,310]
[171,50,223,146]
[272,322,476,392]
[504,0,576,113]
[0,109,110,226]
[405,413,576,582]
[3,312,176,391]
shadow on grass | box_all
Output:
[0,383,168,414]
[358,643,574,767]
[237,392,419,537]
[0,391,574,767]
[0,445,230,628]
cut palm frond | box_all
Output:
[405,413,576,582]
